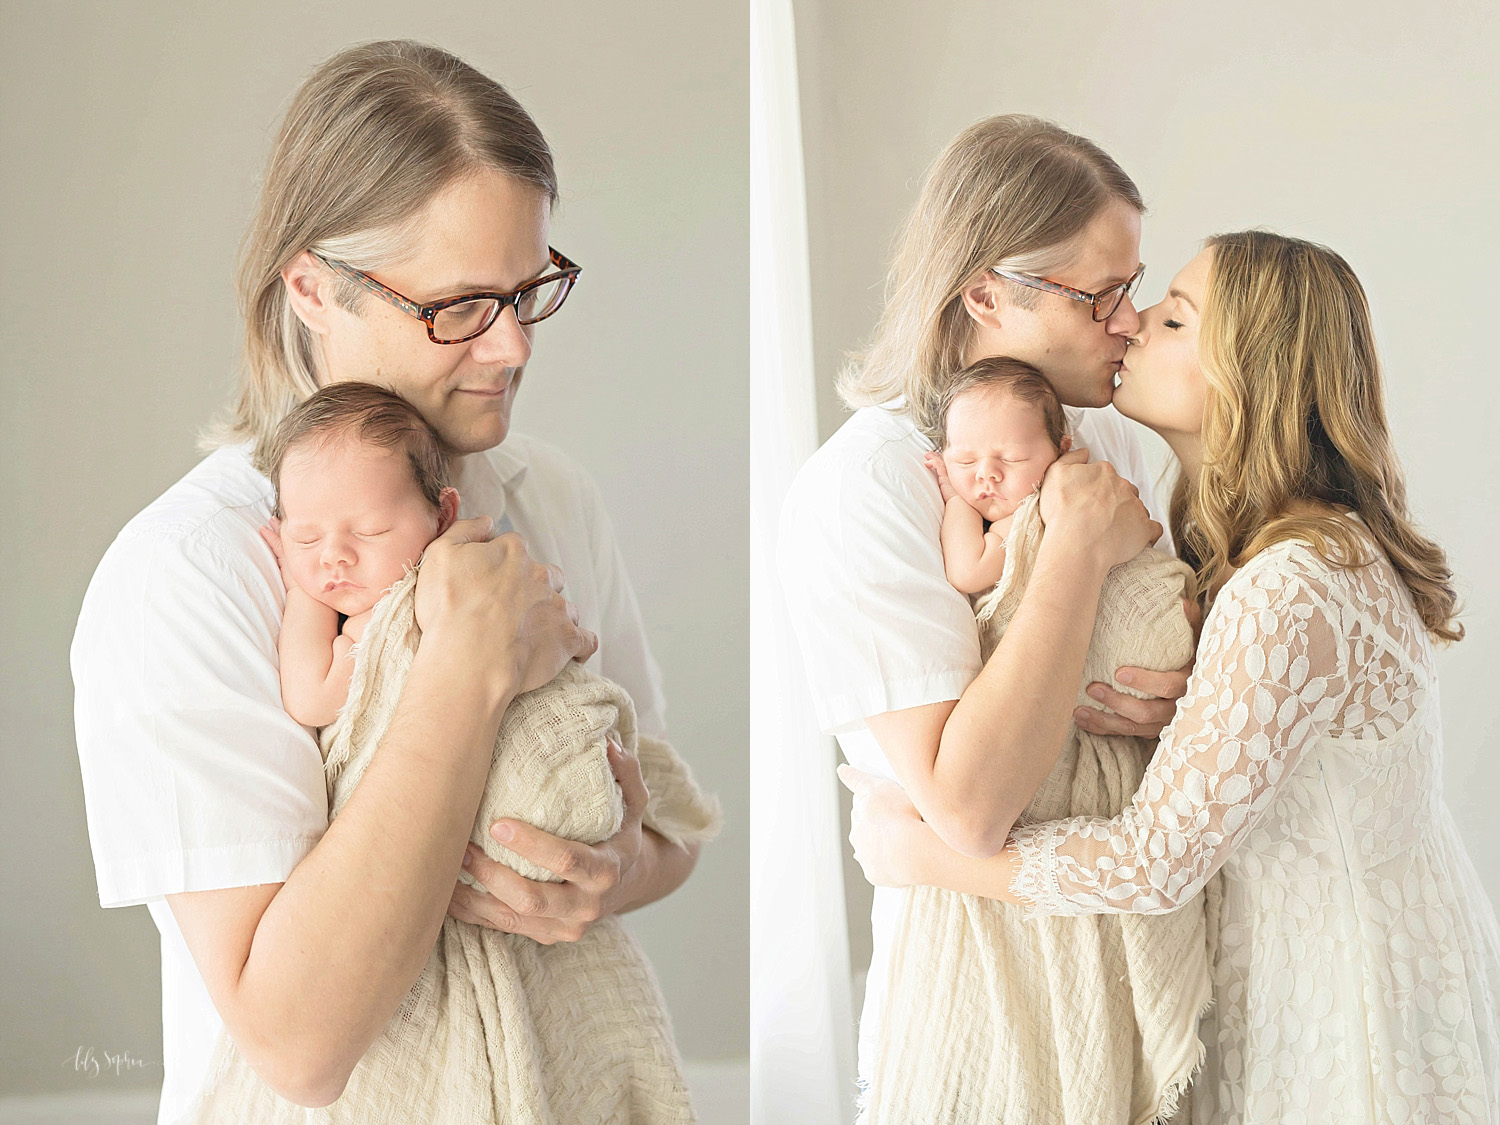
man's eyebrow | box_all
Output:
[428,256,552,298]
[1169,287,1199,312]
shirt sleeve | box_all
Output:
[575,467,670,742]
[71,527,328,909]
[777,445,982,735]
[1007,549,1355,917]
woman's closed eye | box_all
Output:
[1163,318,1184,330]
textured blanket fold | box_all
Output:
[863,491,1217,1125]
[185,567,721,1125]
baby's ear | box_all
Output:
[436,487,461,535]
[1059,433,1073,454]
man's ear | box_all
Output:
[959,271,1008,331]
[436,487,461,535]
[281,251,340,338]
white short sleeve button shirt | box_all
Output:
[72,434,667,1124]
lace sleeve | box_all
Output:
[1007,548,1356,917]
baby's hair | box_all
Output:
[925,356,1068,452]
[260,382,452,520]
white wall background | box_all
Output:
[794,0,1500,998]
[0,0,747,1100]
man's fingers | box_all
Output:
[489,820,598,886]
[545,564,566,593]
[1114,664,1190,701]
[607,740,649,826]
[1084,682,1176,726]
[1073,705,1151,739]
[435,514,494,546]
[1056,446,1090,465]
[573,625,600,663]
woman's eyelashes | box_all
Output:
[1163,318,1184,330]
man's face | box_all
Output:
[970,199,1143,409]
[304,168,553,455]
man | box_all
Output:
[778,114,1189,1085]
[72,41,696,1117]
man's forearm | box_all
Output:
[235,637,515,1100]
[613,831,700,915]
[922,533,1110,856]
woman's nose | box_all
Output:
[466,305,533,368]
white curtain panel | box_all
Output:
[748,0,857,1122]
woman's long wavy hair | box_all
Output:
[200,39,557,459]
[837,115,1142,439]
[1171,230,1462,642]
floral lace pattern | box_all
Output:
[1008,538,1500,1123]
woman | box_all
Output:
[843,231,1500,1122]
[72,41,699,1118]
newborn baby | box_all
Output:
[922,356,1071,594]
[258,384,459,727]
[869,356,1212,1125]
[190,380,719,1125]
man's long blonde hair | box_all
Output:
[201,39,557,456]
[837,115,1142,439]
[1173,230,1462,642]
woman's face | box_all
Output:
[1113,247,1212,441]
[290,168,553,456]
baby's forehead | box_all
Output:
[944,387,1054,439]
[277,431,430,511]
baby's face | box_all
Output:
[277,435,443,616]
[940,388,1061,523]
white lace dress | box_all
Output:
[1008,536,1500,1124]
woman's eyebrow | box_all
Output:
[1168,287,1199,312]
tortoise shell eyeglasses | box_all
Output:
[313,248,582,344]
[991,263,1145,323]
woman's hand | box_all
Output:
[448,738,647,944]
[837,765,929,888]
[414,517,598,702]
[1038,447,1161,571]
[922,451,959,504]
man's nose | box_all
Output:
[467,305,533,368]
[1105,293,1141,337]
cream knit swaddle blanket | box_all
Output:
[185,568,722,1125]
[864,491,1216,1125]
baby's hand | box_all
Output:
[923,451,959,504]
[257,519,300,595]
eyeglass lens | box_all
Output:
[429,276,572,342]
[1092,269,1143,322]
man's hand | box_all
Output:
[1075,597,1200,738]
[415,517,597,702]
[1039,447,1162,571]
[448,738,647,944]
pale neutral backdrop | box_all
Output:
[0,0,746,1101]
[794,0,1500,996]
